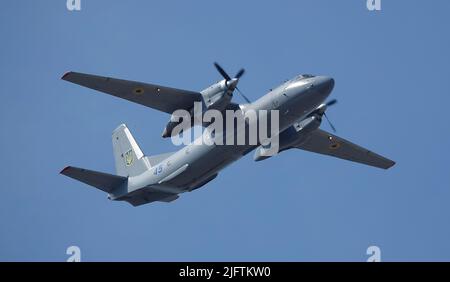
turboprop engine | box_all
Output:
[253,99,338,161]
[162,63,250,138]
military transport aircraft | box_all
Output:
[60,63,395,206]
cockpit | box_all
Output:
[296,74,315,80]
[279,74,317,90]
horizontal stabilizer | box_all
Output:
[60,166,127,193]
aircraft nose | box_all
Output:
[315,76,334,97]
[319,76,334,92]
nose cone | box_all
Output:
[314,76,334,99]
[318,76,334,93]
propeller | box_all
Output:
[235,68,245,79]
[320,99,338,132]
[325,99,337,107]
[214,62,232,81]
[323,112,337,132]
[235,87,251,104]
[214,62,250,103]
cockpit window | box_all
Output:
[295,74,315,80]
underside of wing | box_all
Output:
[62,72,202,114]
[295,129,395,169]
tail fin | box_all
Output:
[112,124,151,177]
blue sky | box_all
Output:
[1,0,449,261]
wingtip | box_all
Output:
[61,71,72,80]
[60,166,71,174]
[384,160,396,170]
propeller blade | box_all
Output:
[214,62,231,81]
[323,112,337,132]
[326,99,338,107]
[236,87,251,104]
[235,68,245,79]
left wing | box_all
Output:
[295,129,395,169]
[62,72,202,114]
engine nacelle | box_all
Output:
[162,80,234,138]
[253,114,322,161]
[201,79,233,111]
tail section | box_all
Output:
[60,124,180,206]
[112,124,151,177]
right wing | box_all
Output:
[295,129,395,169]
[62,72,202,114]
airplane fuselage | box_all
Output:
[111,75,334,201]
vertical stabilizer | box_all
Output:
[112,124,151,177]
